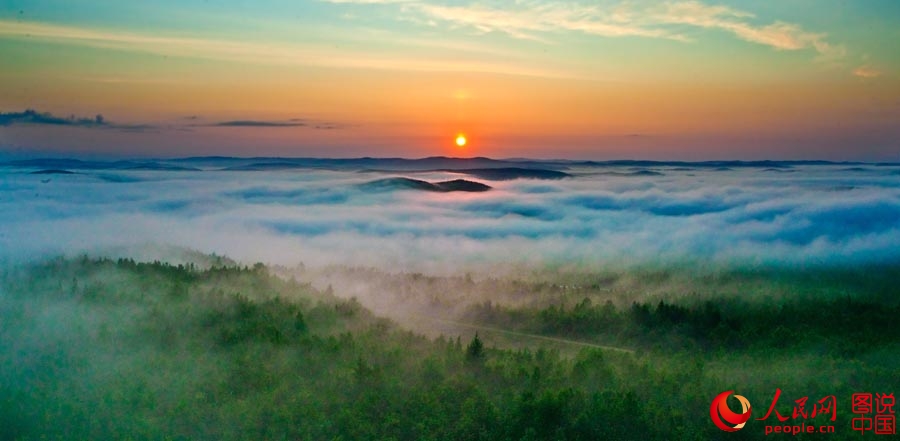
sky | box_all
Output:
[0,0,898,160]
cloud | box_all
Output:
[0,19,570,79]
[406,2,685,42]
[0,1,844,83]
[211,120,307,128]
[459,200,563,221]
[325,0,415,3]
[853,65,882,78]
[205,118,348,129]
[0,109,107,127]
[0,109,154,132]
[0,109,344,133]
[654,1,844,58]
[1,163,899,276]
[756,199,900,246]
[227,186,351,204]
[344,0,843,59]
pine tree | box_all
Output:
[466,332,484,361]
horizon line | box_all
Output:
[2,155,899,166]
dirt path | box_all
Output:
[421,316,635,354]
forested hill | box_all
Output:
[0,257,897,440]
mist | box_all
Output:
[2,164,899,274]
[2,160,899,440]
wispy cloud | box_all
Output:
[853,65,882,78]
[206,119,347,129]
[0,19,571,79]
[0,109,154,131]
[211,120,307,128]
[336,0,843,59]
[0,109,346,132]
[326,0,415,3]
[406,2,686,42]
[0,109,106,127]
[654,1,844,59]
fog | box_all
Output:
[2,164,899,274]
[2,162,899,440]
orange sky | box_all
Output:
[1,1,898,159]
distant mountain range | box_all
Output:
[3,159,200,171]
[361,177,491,192]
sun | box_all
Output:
[455,134,467,147]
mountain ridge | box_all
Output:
[3,156,899,172]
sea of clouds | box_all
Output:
[1,165,899,274]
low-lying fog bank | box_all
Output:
[1,163,899,274]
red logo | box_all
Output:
[711,391,752,432]
[852,392,895,435]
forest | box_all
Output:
[1,256,898,440]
